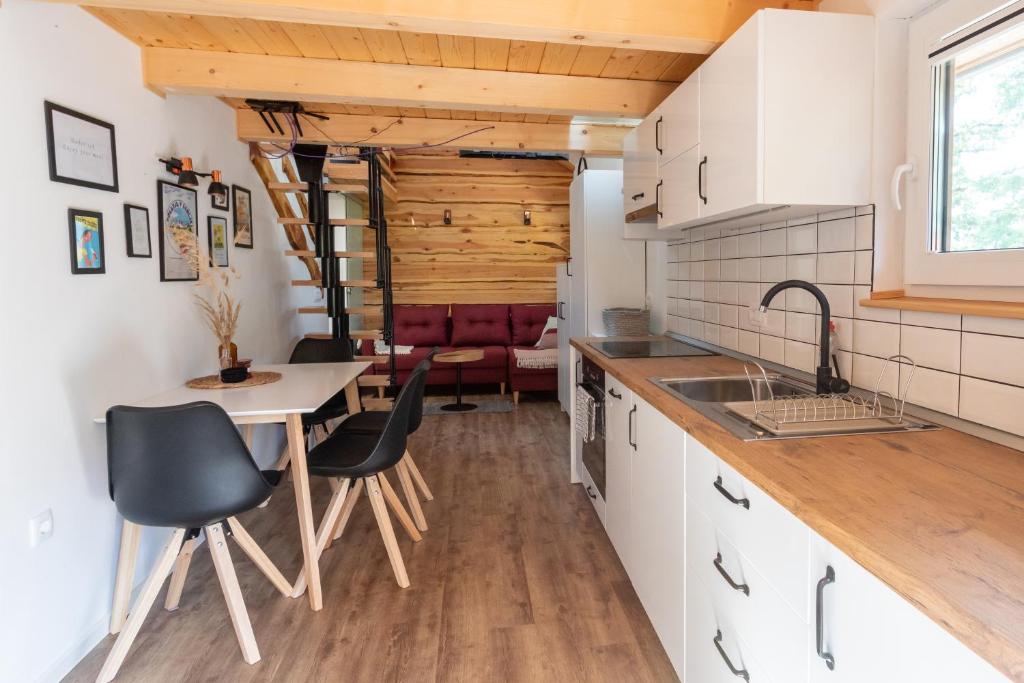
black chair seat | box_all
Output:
[301,391,349,427]
[307,431,386,478]
[336,410,388,434]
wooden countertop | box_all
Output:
[572,337,1024,681]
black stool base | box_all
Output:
[441,402,477,412]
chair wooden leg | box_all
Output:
[403,450,434,501]
[366,475,410,588]
[206,523,260,665]
[163,535,198,611]
[396,458,428,532]
[378,471,422,542]
[109,519,141,634]
[513,390,520,405]
[327,479,363,549]
[97,529,185,683]
[226,517,291,597]
[273,443,291,471]
[291,478,350,598]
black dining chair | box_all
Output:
[332,350,437,532]
[98,402,291,683]
[291,364,429,593]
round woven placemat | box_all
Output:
[186,371,282,390]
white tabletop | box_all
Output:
[93,362,370,422]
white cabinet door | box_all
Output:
[658,75,699,166]
[622,115,659,218]
[603,374,633,566]
[658,145,702,230]
[698,14,760,218]
[629,397,686,674]
[556,265,571,413]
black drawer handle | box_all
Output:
[586,485,597,500]
[655,116,663,154]
[698,155,708,205]
[816,565,836,671]
[631,192,645,201]
[713,630,750,681]
[608,388,622,400]
[656,180,663,219]
[714,552,750,595]
[628,405,637,451]
[714,476,750,509]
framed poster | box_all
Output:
[123,204,151,258]
[232,185,253,249]
[211,188,229,211]
[208,215,229,267]
[157,180,199,282]
[45,101,119,192]
[67,209,105,274]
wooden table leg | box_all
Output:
[285,413,322,611]
[344,379,362,415]
[109,519,141,634]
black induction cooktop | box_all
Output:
[590,339,717,359]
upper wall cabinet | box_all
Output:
[624,9,875,235]
[623,115,659,224]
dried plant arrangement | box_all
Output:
[169,227,242,367]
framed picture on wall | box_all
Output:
[44,101,119,192]
[232,184,253,249]
[211,186,229,212]
[208,215,229,267]
[67,209,106,274]
[157,180,199,282]
[123,204,151,258]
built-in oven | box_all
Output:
[580,356,606,499]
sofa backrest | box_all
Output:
[393,304,450,346]
[450,304,511,346]
[510,304,557,345]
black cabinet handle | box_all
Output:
[714,552,750,596]
[608,388,622,400]
[557,302,565,320]
[714,476,750,509]
[575,358,581,384]
[631,192,645,201]
[656,180,663,219]
[713,630,750,681]
[586,485,597,500]
[566,256,572,277]
[816,565,836,671]
[698,155,708,205]
[628,405,637,451]
[655,116,664,155]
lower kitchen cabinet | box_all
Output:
[603,374,633,564]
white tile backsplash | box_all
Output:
[664,206,1024,438]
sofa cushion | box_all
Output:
[393,304,450,346]
[510,304,557,345]
[450,304,511,346]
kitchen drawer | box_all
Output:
[687,497,808,683]
[580,459,605,525]
[686,434,809,620]
[686,568,777,683]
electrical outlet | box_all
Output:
[29,509,54,547]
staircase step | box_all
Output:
[355,355,389,363]
[278,217,370,227]
[357,375,390,387]
[285,250,375,258]
[267,182,365,194]
[296,305,384,315]
[291,279,380,288]
[362,397,394,412]
[304,330,383,341]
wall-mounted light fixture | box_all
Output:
[443,209,452,225]
[523,210,532,226]
[160,156,227,204]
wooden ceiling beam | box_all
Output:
[54,0,817,53]
[236,109,629,155]
[142,47,671,117]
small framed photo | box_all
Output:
[123,204,151,258]
[157,179,199,282]
[68,209,106,274]
[232,184,253,249]
[45,101,119,193]
[211,188,229,212]
[208,215,230,267]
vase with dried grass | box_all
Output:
[169,227,243,373]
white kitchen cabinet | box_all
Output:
[603,374,633,565]
[629,397,686,674]
[580,452,605,524]
[556,265,572,413]
[622,115,659,221]
[658,145,702,230]
[657,69,699,166]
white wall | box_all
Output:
[0,2,308,680]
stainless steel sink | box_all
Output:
[658,375,812,403]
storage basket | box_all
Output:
[602,307,650,336]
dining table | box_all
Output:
[94,361,370,629]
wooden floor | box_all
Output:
[66,399,676,682]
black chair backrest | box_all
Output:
[289,338,354,364]
[406,348,439,435]
[360,364,430,474]
[106,402,273,528]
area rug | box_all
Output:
[423,397,514,415]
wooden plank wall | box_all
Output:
[363,151,572,321]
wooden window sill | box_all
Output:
[859,290,1024,320]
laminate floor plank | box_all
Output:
[63,402,676,683]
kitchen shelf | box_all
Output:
[859,290,1024,320]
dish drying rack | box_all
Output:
[728,355,917,436]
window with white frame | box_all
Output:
[906,0,1024,287]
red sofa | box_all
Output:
[362,303,557,402]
